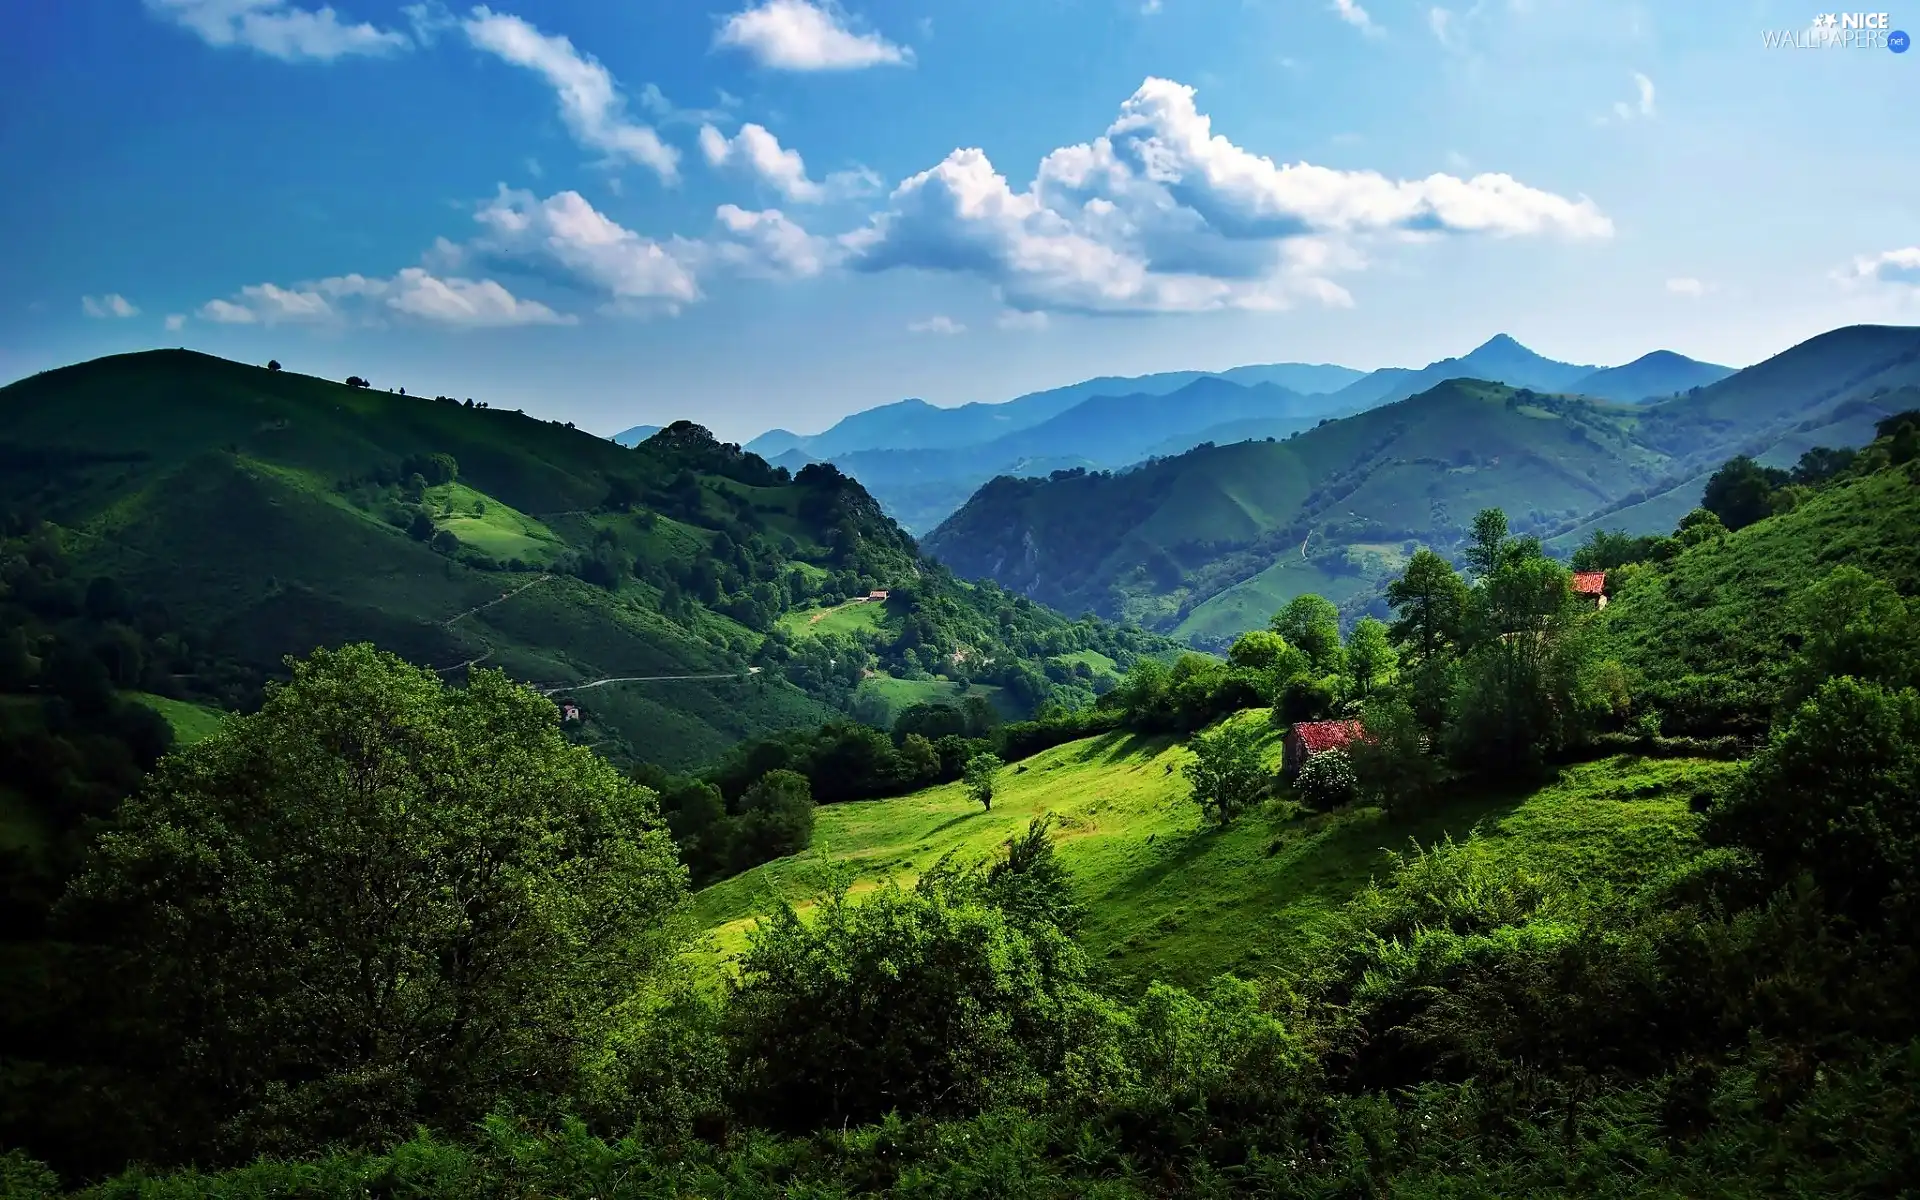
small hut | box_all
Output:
[1282,719,1365,777]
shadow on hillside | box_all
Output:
[1083,731,1176,766]
[919,809,984,839]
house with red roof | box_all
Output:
[1283,719,1366,776]
[1571,571,1608,608]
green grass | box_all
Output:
[854,674,1011,724]
[692,711,1735,991]
[428,483,567,564]
[1051,649,1119,676]
[128,693,229,745]
[1173,557,1374,642]
[776,598,891,640]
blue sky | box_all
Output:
[2,0,1914,441]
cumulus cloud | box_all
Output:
[1330,0,1382,36]
[697,122,878,203]
[82,294,140,318]
[165,313,188,331]
[843,77,1611,316]
[146,0,410,61]
[461,186,703,311]
[462,8,678,182]
[1665,277,1712,298]
[715,0,912,70]
[907,315,965,334]
[1836,247,1920,289]
[197,270,570,327]
[706,204,836,278]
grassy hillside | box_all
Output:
[0,351,1161,769]
[693,714,1732,990]
[1599,457,1920,734]
[927,379,1667,630]
[927,325,1920,640]
[127,692,227,745]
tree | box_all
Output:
[964,752,1003,811]
[1346,617,1398,697]
[1674,506,1726,547]
[1701,456,1788,532]
[407,509,435,541]
[1348,696,1437,818]
[1271,594,1344,674]
[1705,677,1920,929]
[726,870,1089,1132]
[345,375,369,389]
[1182,719,1267,824]
[266,359,281,372]
[1464,508,1511,581]
[1781,566,1920,710]
[60,645,688,1159]
[1228,629,1307,678]
[1385,550,1468,663]
[429,529,458,554]
[732,769,816,872]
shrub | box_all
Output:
[1295,747,1357,810]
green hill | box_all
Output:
[693,714,1734,991]
[926,378,1667,631]
[0,350,1162,769]
[926,325,1920,641]
[1598,456,1920,734]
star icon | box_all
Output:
[1814,12,1837,26]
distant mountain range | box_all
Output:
[717,338,1733,533]
[611,424,661,447]
[919,324,1920,643]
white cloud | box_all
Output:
[715,0,913,70]
[1330,0,1382,36]
[698,122,878,203]
[700,123,819,201]
[1836,247,1920,290]
[165,313,187,331]
[1665,277,1711,297]
[844,77,1611,316]
[464,185,703,309]
[638,83,737,126]
[462,8,678,183]
[997,309,1050,331]
[706,204,836,278]
[198,270,569,327]
[907,315,965,334]
[1428,6,1457,46]
[82,294,140,318]
[1603,71,1657,123]
[1141,0,1163,12]
[146,0,410,61]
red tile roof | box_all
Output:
[1292,719,1365,754]
[1571,571,1607,596]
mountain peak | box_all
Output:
[1470,333,1531,356]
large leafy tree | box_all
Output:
[62,644,689,1160]
[1701,455,1789,532]
[1271,594,1345,675]
[1385,550,1468,663]
[1346,617,1399,697]
[964,752,1004,811]
[1183,719,1268,824]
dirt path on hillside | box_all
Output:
[442,573,552,628]
[535,666,762,696]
